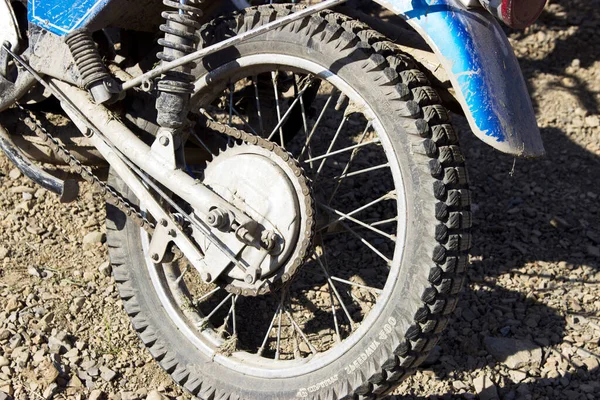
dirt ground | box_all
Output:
[0,0,599,399]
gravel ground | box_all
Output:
[0,0,599,399]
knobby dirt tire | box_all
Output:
[106,5,471,399]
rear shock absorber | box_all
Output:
[155,0,203,129]
[65,29,120,104]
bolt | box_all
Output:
[151,253,159,261]
[245,274,254,284]
[168,229,176,237]
[207,208,228,229]
[261,230,278,251]
[159,219,168,227]
[159,135,170,146]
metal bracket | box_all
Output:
[151,128,179,169]
[147,218,177,264]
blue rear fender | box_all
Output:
[374,0,545,157]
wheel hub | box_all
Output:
[197,141,314,296]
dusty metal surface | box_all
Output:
[374,0,545,157]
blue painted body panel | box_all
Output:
[375,0,544,156]
[28,0,111,36]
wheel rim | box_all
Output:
[140,54,408,379]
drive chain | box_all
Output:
[15,103,155,232]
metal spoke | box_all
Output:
[199,292,233,329]
[318,203,396,241]
[317,190,396,233]
[299,92,336,162]
[220,295,237,337]
[174,265,190,285]
[266,76,315,142]
[295,74,311,162]
[194,287,221,306]
[252,75,265,135]
[303,138,380,164]
[228,103,259,136]
[271,71,285,146]
[370,217,398,227]
[330,163,390,181]
[228,82,234,126]
[314,115,348,180]
[190,130,216,158]
[327,121,372,204]
[330,276,383,294]
[327,280,342,343]
[232,295,237,335]
[275,289,285,360]
[257,301,282,357]
[314,248,355,331]
[285,308,317,355]
[338,221,392,265]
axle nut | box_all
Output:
[207,208,229,230]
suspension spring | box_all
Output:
[156,0,203,129]
[65,29,118,104]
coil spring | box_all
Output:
[65,29,110,89]
[157,0,203,94]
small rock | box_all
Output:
[298,341,311,354]
[83,271,95,282]
[147,390,168,400]
[0,384,13,397]
[120,392,137,400]
[89,390,105,400]
[39,359,60,384]
[0,357,8,367]
[10,185,35,194]
[87,366,99,377]
[99,366,117,382]
[64,348,79,359]
[0,247,9,259]
[32,349,46,364]
[83,231,106,244]
[5,296,21,313]
[43,383,58,399]
[98,261,112,277]
[584,356,599,371]
[67,374,84,388]
[70,297,86,314]
[509,369,527,383]
[585,115,600,128]
[587,245,600,257]
[28,265,42,278]
[473,374,499,400]
[8,168,21,180]
[41,312,55,324]
[484,336,542,370]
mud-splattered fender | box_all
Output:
[374,0,545,157]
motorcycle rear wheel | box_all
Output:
[107,5,471,399]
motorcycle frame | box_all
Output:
[0,0,546,284]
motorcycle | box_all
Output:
[0,0,546,398]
